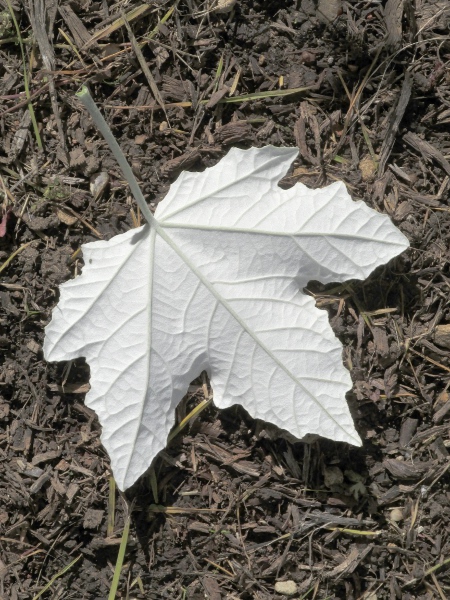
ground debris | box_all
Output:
[1,0,450,598]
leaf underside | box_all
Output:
[44,146,409,490]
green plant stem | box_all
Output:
[31,555,81,600]
[5,0,43,149]
[108,512,131,600]
[76,86,154,225]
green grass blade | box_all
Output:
[145,3,177,41]
[108,513,131,600]
[5,0,43,150]
[32,555,81,600]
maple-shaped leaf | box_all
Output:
[44,146,409,490]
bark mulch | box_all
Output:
[1,0,450,598]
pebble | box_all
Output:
[390,508,404,522]
[274,580,298,596]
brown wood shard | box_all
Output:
[378,73,411,175]
[214,121,251,145]
[59,5,96,49]
[160,148,201,178]
[327,544,373,580]
[403,131,450,177]
[384,0,405,47]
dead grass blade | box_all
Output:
[85,4,151,47]
[26,0,65,153]
[144,4,177,42]
[105,86,313,112]
[330,47,382,160]
[168,397,212,442]
[220,86,312,103]
[107,477,116,538]
[149,505,225,514]
[121,10,168,122]
[0,242,33,275]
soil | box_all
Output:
[1,0,450,598]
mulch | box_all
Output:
[1,0,450,598]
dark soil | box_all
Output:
[1,0,450,598]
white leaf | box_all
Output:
[44,146,409,490]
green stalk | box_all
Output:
[108,513,131,600]
[31,555,81,600]
[5,0,43,149]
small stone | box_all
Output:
[134,134,148,145]
[214,0,237,13]
[323,465,344,488]
[274,580,297,596]
[83,508,104,529]
[90,172,109,200]
[359,155,377,181]
[390,508,404,522]
[26,340,41,354]
[318,0,341,23]
[69,147,86,168]
[300,50,316,65]
[56,209,78,226]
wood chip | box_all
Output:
[384,0,404,47]
[383,459,429,479]
[32,449,62,466]
[433,401,450,424]
[399,417,418,447]
[59,4,96,49]
[373,327,389,357]
[317,0,341,23]
[11,110,31,158]
[56,209,78,226]
[206,86,230,109]
[162,75,190,102]
[378,73,411,175]
[48,382,90,394]
[161,148,201,178]
[213,0,237,14]
[403,131,450,177]
[83,509,104,529]
[327,544,373,579]
[66,482,80,504]
[430,437,448,459]
[69,147,87,168]
[202,577,222,600]
[214,120,251,145]
[434,324,450,349]
[29,469,52,494]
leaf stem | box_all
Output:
[76,86,155,226]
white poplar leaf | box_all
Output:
[44,146,409,490]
